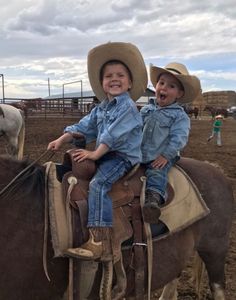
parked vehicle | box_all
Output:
[227,106,236,119]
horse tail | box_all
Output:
[192,253,205,299]
[17,112,25,160]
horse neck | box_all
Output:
[0,160,45,211]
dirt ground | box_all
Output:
[0,116,235,299]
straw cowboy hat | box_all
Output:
[150,62,201,103]
[87,42,148,101]
[215,114,223,119]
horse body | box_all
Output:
[0,104,25,159]
[125,158,233,295]
[87,158,233,299]
[183,106,199,119]
[0,158,68,300]
[0,156,233,300]
[204,106,228,119]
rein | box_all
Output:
[0,150,55,196]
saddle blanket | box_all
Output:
[159,164,210,233]
[44,161,210,257]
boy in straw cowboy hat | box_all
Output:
[47,42,147,260]
[141,62,201,223]
[207,114,223,146]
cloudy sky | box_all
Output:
[0,0,235,99]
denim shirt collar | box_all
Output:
[157,101,182,110]
[99,92,131,110]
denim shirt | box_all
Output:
[64,92,143,165]
[141,102,190,163]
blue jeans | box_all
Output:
[209,131,222,146]
[144,156,179,200]
[87,152,132,227]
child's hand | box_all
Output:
[151,155,168,169]
[47,139,63,151]
[72,143,109,162]
[47,132,73,151]
[72,149,98,162]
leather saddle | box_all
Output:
[61,150,173,261]
[49,150,209,300]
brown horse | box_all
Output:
[204,105,228,119]
[0,156,234,300]
[183,106,199,119]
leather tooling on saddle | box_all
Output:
[45,150,210,257]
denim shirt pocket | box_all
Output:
[143,112,174,144]
[159,116,173,128]
[158,115,173,136]
[106,114,116,125]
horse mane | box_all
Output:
[0,156,45,200]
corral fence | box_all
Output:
[1,97,149,119]
[40,98,94,118]
[2,97,97,119]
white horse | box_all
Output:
[0,104,25,159]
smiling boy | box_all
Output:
[47,42,147,260]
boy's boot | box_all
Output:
[142,190,162,223]
[65,227,106,260]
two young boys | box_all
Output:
[48,42,201,260]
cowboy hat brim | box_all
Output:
[87,42,148,101]
[150,65,201,103]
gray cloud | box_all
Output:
[0,0,235,98]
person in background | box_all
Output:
[207,114,223,146]
[141,62,201,223]
[47,42,147,260]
